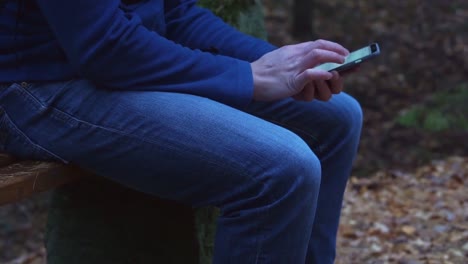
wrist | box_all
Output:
[250,61,271,101]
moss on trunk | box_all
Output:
[198,0,267,40]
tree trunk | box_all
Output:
[45,2,267,264]
[46,177,199,264]
[292,0,315,41]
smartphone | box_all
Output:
[314,43,380,72]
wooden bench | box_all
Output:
[0,152,215,263]
[0,152,87,206]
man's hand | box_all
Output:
[250,39,349,102]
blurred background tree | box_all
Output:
[292,0,315,41]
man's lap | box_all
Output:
[0,79,359,205]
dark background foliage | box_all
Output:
[264,0,468,175]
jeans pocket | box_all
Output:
[0,106,66,162]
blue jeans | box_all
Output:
[0,80,362,263]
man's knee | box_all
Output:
[332,93,363,137]
[346,94,363,130]
[262,134,322,203]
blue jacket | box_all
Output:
[0,0,275,107]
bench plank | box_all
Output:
[0,152,16,167]
[0,153,87,205]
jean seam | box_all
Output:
[11,80,75,112]
[0,106,68,163]
[254,203,267,264]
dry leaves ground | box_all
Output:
[336,156,468,264]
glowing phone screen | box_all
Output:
[314,46,372,72]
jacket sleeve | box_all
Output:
[164,0,277,62]
[35,0,254,108]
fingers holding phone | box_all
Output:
[314,43,380,73]
[251,40,347,102]
[328,71,343,94]
[293,71,342,102]
[250,41,380,102]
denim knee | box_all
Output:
[336,94,363,137]
[262,134,322,205]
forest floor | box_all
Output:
[1,0,468,263]
[336,156,468,263]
